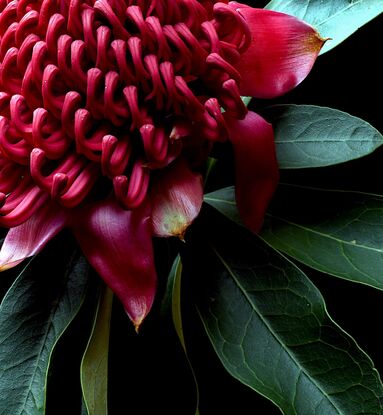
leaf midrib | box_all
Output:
[205,189,383,253]
[212,247,342,414]
[15,254,85,415]
[273,0,363,26]
[310,1,363,27]
[18,274,71,414]
[204,196,236,206]
[276,138,380,143]
[265,213,383,253]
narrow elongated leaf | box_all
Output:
[263,105,383,169]
[162,256,200,415]
[205,184,383,290]
[167,256,186,349]
[0,250,89,415]
[81,285,113,415]
[190,226,383,414]
[265,0,383,54]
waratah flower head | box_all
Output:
[0,0,253,226]
[0,0,324,326]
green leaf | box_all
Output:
[191,226,383,414]
[262,105,383,169]
[81,399,89,415]
[167,256,186,349]
[0,251,89,415]
[241,96,252,107]
[81,285,113,415]
[265,0,383,54]
[205,184,383,291]
[204,187,242,226]
[162,256,200,415]
[260,184,383,290]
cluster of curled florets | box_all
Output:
[0,0,250,227]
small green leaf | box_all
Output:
[0,251,89,415]
[81,285,113,415]
[263,105,383,169]
[265,0,383,54]
[241,96,252,107]
[204,186,241,225]
[168,256,186,349]
[191,227,383,414]
[162,256,200,415]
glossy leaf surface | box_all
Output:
[263,105,383,169]
[191,224,383,414]
[0,251,89,414]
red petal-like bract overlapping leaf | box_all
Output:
[72,199,156,329]
[225,111,279,233]
[0,202,67,270]
[232,5,325,98]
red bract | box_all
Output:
[0,0,324,327]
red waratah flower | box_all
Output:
[0,0,324,328]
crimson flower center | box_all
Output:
[0,0,249,227]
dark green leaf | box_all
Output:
[205,184,383,290]
[261,184,383,290]
[263,105,383,169]
[81,399,89,415]
[162,256,200,415]
[204,187,242,226]
[265,0,383,54]
[191,226,383,414]
[0,252,89,415]
[166,256,186,348]
[81,285,113,415]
